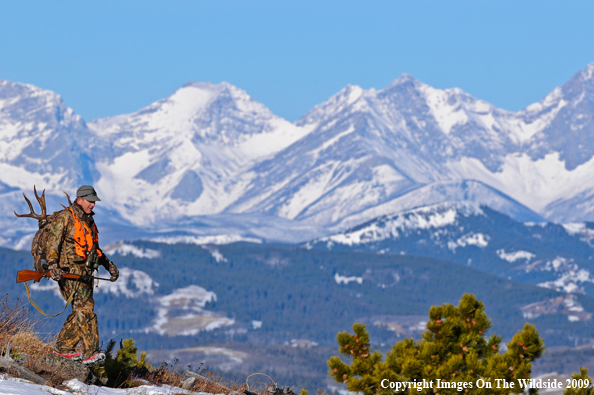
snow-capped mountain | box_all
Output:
[0,80,101,248]
[306,202,594,298]
[0,80,93,190]
[223,64,594,228]
[87,82,312,225]
[225,76,552,226]
[2,63,594,246]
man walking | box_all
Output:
[46,185,119,366]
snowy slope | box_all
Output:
[224,70,590,227]
[0,80,105,248]
[0,80,94,191]
[87,82,312,226]
[307,202,594,297]
[245,63,594,226]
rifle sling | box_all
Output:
[23,282,75,317]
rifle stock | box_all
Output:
[16,270,111,283]
[16,270,49,283]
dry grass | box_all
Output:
[9,331,53,356]
[0,291,44,357]
[135,362,248,394]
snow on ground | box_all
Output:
[562,223,594,246]
[320,202,482,246]
[98,268,159,298]
[0,375,206,395]
[447,233,489,251]
[29,278,62,298]
[102,242,161,259]
[334,273,363,285]
[536,257,594,294]
[201,245,227,262]
[150,234,261,245]
[496,249,535,262]
[520,294,592,322]
[448,152,594,213]
[251,320,262,329]
[146,285,234,336]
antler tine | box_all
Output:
[33,186,47,218]
[14,191,45,220]
[14,193,35,217]
[63,192,73,207]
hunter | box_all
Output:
[46,185,119,366]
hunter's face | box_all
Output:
[77,197,95,214]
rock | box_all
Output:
[267,383,296,395]
[185,369,231,393]
[30,353,92,384]
[0,355,48,385]
[182,376,197,390]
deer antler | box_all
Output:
[64,192,72,206]
[60,192,73,209]
[14,186,47,221]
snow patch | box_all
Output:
[447,233,489,251]
[537,257,594,294]
[98,268,158,298]
[496,249,535,262]
[320,202,483,246]
[147,285,234,336]
[334,273,363,285]
[150,234,261,245]
[0,375,198,394]
[102,242,161,259]
[562,223,594,246]
[159,285,216,308]
[29,279,61,298]
[201,245,227,262]
[252,320,262,329]
[520,294,592,321]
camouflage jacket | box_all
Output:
[46,203,118,277]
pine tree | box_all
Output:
[95,338,152,388]
[328,293,545,395]
[564,368,594,395]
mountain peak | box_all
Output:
[0,79,66,111]
[582,62,594,81]
[0,79,91,193]
[381,73,423,92]
[295,83,368,127]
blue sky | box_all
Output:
[1,1,593,122]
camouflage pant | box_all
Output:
[54,264,99,359]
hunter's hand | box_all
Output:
[48,264,62,281]
[107,259,119,282]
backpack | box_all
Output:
[15,187,73,272]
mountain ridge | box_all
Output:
[2,63,594,246]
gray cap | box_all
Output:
[76,185,101,202]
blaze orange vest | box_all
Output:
[68,207,103,259]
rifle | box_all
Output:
[16,270,112,284]
[17,269,112,318]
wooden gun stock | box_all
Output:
[16,270,49,283]
[16,270,111,283]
